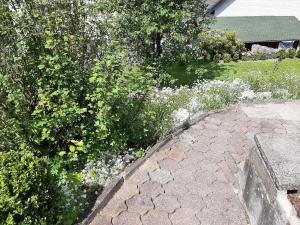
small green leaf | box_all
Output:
[69,145,76,152]
[76,146,83,151]
[77,140,84,147]
[38,64,45,70]
[58,151,66,157]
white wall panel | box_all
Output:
[214,0,300,20]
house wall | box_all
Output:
[214,0,300,21]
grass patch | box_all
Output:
[164,58,300,86]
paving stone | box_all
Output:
[90,215,112,225]
[188,126,204,138]
[200,129,217,138]
[158,158,181,172]
[178,194,206,211]
[186,149,206,161]
[241,105,281,120]
[170,208,200,225]
[214,168,229,183]
[186,181,213,197]
[202,150,224,163]
[204,116,222,125]
[140,181,164,198]
[207,143,227,155]
[141,209,171,225]
[204,192,235,210]
[153,194,180,213]
[178,132,197,144]
[163,180,189,197]
[127,169,149,186]
[193,169,217,185]
[193,135,214,146]
[126,194,153,215]
[112,211,142,225]
[220,121,237,132]
[197,208,229,225]
[215,130,233,139]
[100,197,127,218]
[172,167,196,184]
[151,149,168,162]
[171,141,193,152]
[231,152,246,164]
[199,159,219,172]
[139,159,159,173]
[274,127,287,134]
[167,149,186,161]
[191,143,210,153]
[149,169,173,184]
[204,122,220,130]
[114,182,139,201]
[223,152,239,174]
[282,122,300,134]
[208,180,237,197]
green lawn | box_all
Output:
[164,58,300,86]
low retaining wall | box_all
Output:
[240,133,300,225]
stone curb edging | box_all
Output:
[78,105,244,225]
[78,177,124,225]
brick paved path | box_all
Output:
[90,101,300,225]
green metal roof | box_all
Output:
[212,16,300,43]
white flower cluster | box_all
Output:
[81,151,136,188]
[172,108,190,127]
[149,78,279,128]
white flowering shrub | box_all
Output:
[145,72,300,136]
[173,108,190,127]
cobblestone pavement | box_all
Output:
[90,101,300,225]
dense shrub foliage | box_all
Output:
[0,1,154,223]
[106,0,211,62]
[0,152,59,225]
[0,1,153,160]
[297,49,300,58]
[242,48,300,61]
[195,30,246,62]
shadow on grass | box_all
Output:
[163,61,233,87]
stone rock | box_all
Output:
[149,169,173,184]
[255,133,300,190]
[251,44,278,54]
[240,133,300,225]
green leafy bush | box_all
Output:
[287,49,296,58]
[272,52,279,59]
[258,52,268,60]
[196,30,246,62]
[0,1,154,222]
[0,1,153,161]
[223,53,232,63]
[0,152,59,225]
[251,52,259,61]
[297,49,300,58]
[106,0,211,62]
[278,49,287,60]
[213,54,222,63]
